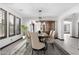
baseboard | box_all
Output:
[57,38,64,41]
[71,36,79,39]
[0,37,22,49]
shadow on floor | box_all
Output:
[24,43,67,55]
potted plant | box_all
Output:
[21,25,28,39]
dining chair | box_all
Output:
[49,30,53,37]
[47,30,55,47]
[26,32,31,42]
[29,32,46,55]
[25,32,33,54]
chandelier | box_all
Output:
[38,10,42,19]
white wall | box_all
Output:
[0,4,23,48]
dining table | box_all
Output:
[38,33,49,42]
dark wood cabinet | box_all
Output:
[40,21,55,34]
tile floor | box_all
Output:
[55,34,79,55]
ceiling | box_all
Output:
[64,13,79,22]
[2,3,78,19]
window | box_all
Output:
[0,8,7,39]
[9,13,15,36]
[15,17,21,35]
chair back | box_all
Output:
[51,31,55,39]
[27,32,31,39]
[47,30,55,43]
[26,32,31,43]
[29,32,45,49]
[49,30,53,37]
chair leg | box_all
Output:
[44,51,46,54]
[37,51,39,55]
[32,49,34,55]
[51,43,54,48]
[43,48,46,55]
[32,48,47,55]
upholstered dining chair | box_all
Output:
[26,32,31,42]
[47,30,55,47]
[25,32,34,55]
[49,30,53,37]
[29,32,46,55]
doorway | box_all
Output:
[78,23,79,37]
